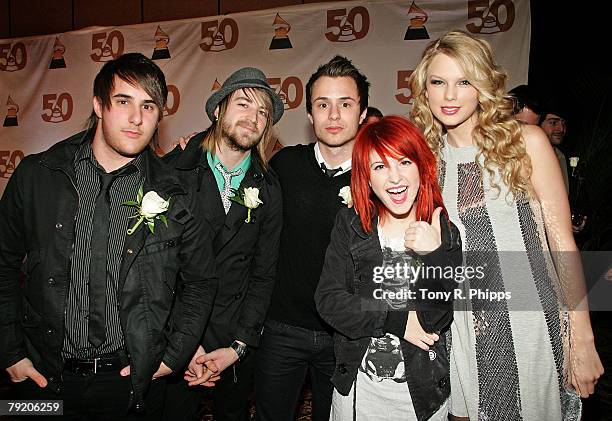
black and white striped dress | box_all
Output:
[439,140,581,421]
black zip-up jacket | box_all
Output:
[315,207,462,420]
[0,131,218,411]
[165,130,282,351]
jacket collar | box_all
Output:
[39,130,90,171]
[39,130,185,197]
[141,148,186,198]
[172,129,210,171]
[350,207,379,240]
[172,127,271,184]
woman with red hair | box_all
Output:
[315,115,462,420]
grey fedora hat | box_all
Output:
[205,67,284,125]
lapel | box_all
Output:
[171,129,226,235]
[39,130,91,185]
[349,211,383,265]
[197,160,226,235]
[214,158,265,253]
[118,149,187,295]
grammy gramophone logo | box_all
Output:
[49,37,67,69]
[270,13,292,50]
[3,95,19,127]
[404,1,429,40]
[152,26,171,60]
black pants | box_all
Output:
[11,370,166,421]
[255,320,335,421]
[163,350,257,421]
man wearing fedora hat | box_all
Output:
[162,67,283,421]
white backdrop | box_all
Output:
[0,0,530,197]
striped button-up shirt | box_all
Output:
[62,141,145,359]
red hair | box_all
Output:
[351,115,447,233]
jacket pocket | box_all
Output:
[137,237,183,316]
[144,237,183,255]
[142,236,182,285]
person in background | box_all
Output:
[508,84,543,125]
[540,99,570,193]
[364,106,384,124]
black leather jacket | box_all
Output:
[0,131,218,411]
[315,207,462,420]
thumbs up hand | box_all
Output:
[404,207,443,255]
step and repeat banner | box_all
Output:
[0,0,530,196]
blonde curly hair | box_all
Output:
[410,30,531,197]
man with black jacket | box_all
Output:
[255,56,369,421]
[0,53,217,419]
[162,67,283,421]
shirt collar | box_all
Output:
[314,142,351,176]
[75,140,145,176]
[206,149,252,174]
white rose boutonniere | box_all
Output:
[231,186,263,223]
[339,186,352,207]
[123,186,170,235]
[569,157,579,168]
[569,157,580,176]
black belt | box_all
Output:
[64,350,127,375]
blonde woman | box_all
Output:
[410,30,603,420]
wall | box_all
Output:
[0,0,350,39]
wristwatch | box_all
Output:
[230,340,247,361]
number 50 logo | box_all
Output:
[41,93,73,123]
[0,43,27,72]
[466,0,515,34]
[200,19,239,52]
[395,70,414,105]
[163,85,181,117]
[90,30,125,62]
[325,7,370,42]
[0,150,24,179]
[266,77,303,110]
